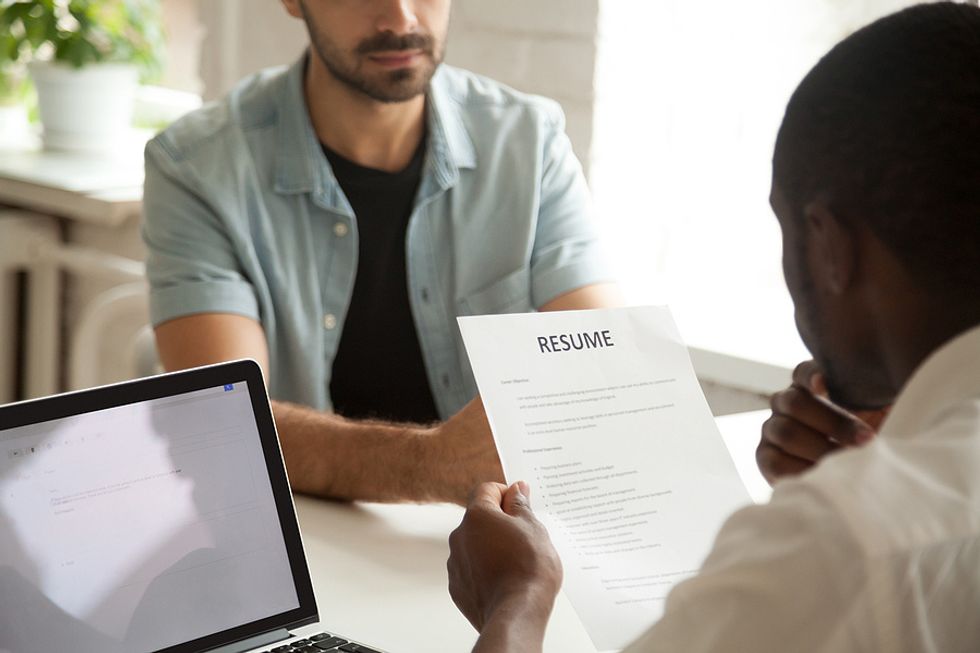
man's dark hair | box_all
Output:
[773,1,980,298]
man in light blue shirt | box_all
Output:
[144,0,619,504]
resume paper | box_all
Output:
[458,306,751,652]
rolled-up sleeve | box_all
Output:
[529,108,616,308]
[141,137,259,327]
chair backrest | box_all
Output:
[69,282,159,390]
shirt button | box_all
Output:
[323,313,337,330]
[441,373,450,388]
[333,222,349,237]
[421,288,430,302]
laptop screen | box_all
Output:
[0,362,315,653]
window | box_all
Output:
[591,0,924,374]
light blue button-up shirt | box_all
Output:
[142,56,613,419]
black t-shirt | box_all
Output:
[323,140,440,424]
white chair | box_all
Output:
[68,281,160,391]
[0,208,154,399]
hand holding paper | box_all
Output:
[457,306,752,651]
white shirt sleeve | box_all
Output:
[622,480,873,653]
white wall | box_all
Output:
[160,0,204,94]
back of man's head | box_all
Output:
[774,2,980,302]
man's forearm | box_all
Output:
[272,400,486,503]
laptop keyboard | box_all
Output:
[267,631,383,653]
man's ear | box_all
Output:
[802,201,857,295]
[281,0,303,19]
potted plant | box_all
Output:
[0,0,165,152]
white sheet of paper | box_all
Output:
[458,306,752,652]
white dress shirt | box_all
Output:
[625,324,980,653]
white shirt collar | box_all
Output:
[880,322,980,438]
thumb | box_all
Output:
[502,481,532,516]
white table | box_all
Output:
[293,410,771,653]
[0,133,145,227]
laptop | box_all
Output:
[0,359,389,653]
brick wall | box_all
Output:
[196,0,307,102]
[444,0,600,169]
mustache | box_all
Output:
[356,32,434,55]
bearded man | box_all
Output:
[142,1,619,504]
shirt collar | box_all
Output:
[426,65,478,177]
[273,56,324,197]
[273,55,476,205]
[879,322,980,438]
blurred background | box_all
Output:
[0,0,935,413]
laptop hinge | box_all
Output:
[205,628,291,653]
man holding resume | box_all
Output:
[458,307,751,650]
[449,3,980,651]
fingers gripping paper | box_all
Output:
[457,306,751,652]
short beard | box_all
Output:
[792,241,892,412]
[300,3,442,103]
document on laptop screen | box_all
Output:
[458,306,752,652]
[0,382,299,653]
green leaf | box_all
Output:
[0,0,165,76]
[2,3,34,26]
[24,12,50,48]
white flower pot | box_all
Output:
[0,104,30,147]
[28,61,139,153]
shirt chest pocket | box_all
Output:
[457,268,534,316]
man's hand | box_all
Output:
[157,313,504,503]
[429,399,505,505]
[448,481,562,650]
[758,360,890,484]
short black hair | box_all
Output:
[774,2,980,298]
